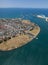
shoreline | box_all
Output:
[0,18,40,51]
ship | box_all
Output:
[37,15,45,18]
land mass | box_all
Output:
[0,18,40,51]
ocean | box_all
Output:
[0,8,48,65]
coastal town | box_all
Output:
[0,18,40,51]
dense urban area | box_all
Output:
[0,18,40,50]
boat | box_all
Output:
[37,15,45,18]
[36,37,38,39]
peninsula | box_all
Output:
[0,18,40,51]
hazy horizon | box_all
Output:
[0,0,48,8]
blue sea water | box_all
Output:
[0,8,48,65]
